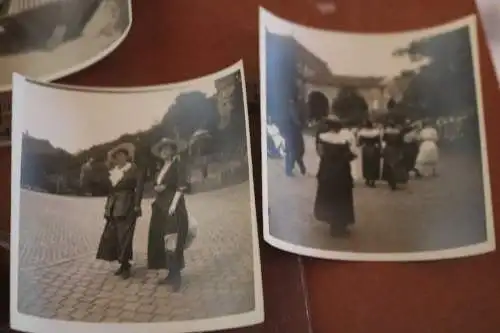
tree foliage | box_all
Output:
[396,26,477,119]
[332,87,369,124]
[20,87,250,195]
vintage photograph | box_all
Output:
[10,62,263,333]
[0,0,132,92]
[476,0,500,85]
[260,8,495,261]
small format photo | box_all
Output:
[10,62,263,333]
[475,0,500,85]
[260,8,495,261]
[0,0,132,92]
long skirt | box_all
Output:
[403,142,419,171]
[382,146,408,185]
[361,145,381,181]
[314,181,355,229]
[147,198,189,272]
[96,216,136,264]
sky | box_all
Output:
[261,10,475,78]
[15,74,220,154]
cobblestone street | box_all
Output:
[268,134,489,253]
[17,182,256,322]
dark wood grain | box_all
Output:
[1,0,499,332]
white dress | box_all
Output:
[267,123,286,157]
[415,127,439,175]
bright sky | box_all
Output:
[15,76,218,154]
[261,9,474,78]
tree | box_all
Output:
[159,91,219,142]
[395,26,476,119]
[332,87,368,124]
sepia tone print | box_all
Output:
[260,9,494,261]
[11,63,262,333]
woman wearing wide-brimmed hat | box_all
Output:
[96,142,144,279]
[147,137,190,291]
[314,114,357,237]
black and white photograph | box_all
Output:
[10,62,263,333]
[0,0,132,92]
[475,0,500,86]
[260,8,495,261]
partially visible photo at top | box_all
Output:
[0,0,132,92]
[475,0,500,86]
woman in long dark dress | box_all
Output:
[147,137,189,292]
[381,122,412,190]
[314,115,356,237]
[402,120,422,177]
[96,142,144,280]
[357,120,381,187]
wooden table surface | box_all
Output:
[2,0,500,332]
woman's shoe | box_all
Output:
[121,268,131,280]
[169,274,182,292]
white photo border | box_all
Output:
[259,7,496,262]
[10,60,264,333]
[0,0,134,93]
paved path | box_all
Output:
[268,134,488,253]
[17,182,256,322]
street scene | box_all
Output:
[261,10,493,258]
[268,135,487,253]
[18,182,255,322]
[13,65,262,330]
[0,0,131,91]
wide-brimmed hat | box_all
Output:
[151,137,188,158]
[323,114,342,125]
[107,142,135,163]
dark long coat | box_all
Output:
[147,156,189,271]
[314,133,356,229]
[358,129,382,181]
[96,163,144,263]
[382,127,411,185]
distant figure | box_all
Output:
[96,142,144,280]
[357,120,382,187]
[314,115,357,237]
[402,120,422,177]
[415,121,439,177]
[382,121,411,190]
[282,98,306,176]
[79,157,94,195]
[267,118,286,158]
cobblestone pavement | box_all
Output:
[268,134,489,253]
[17,182,256,322]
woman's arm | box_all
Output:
[168,156,188,215]
[133,167,145,213]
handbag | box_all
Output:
[164,214,198,251]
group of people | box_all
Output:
[269,110,440,238]
[95,137,196,292]
[314,115,440,237]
